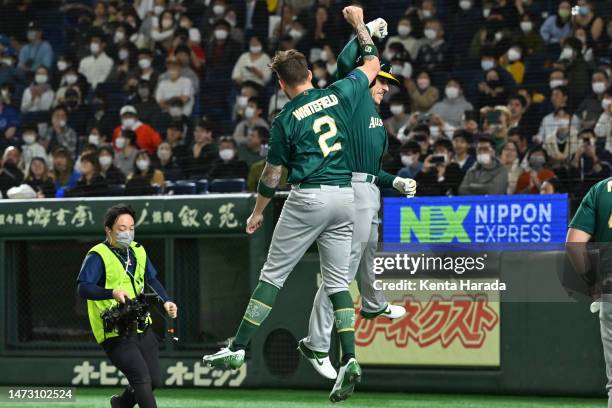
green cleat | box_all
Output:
[202,347,245,369]
[329,358,361,403]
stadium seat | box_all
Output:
[208,178,246,193]
[196,179,209,194]
[168,180,197,195]
[107,184,125,197]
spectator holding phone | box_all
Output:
[416,139,463,196]
[515,147,556,194]
[569,129,610,194]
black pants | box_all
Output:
[102,328,161,408]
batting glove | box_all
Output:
[366,18,388,40]
[393,177,417,198]
[590,301,601,314]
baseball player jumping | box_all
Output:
[297,17,416,381]
[203,6,386,402]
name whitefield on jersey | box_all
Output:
[292,94,339,120]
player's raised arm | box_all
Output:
[336,18,388,80]
[342,6,380,84]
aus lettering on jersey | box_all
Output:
[292,95,339,121]
[369,116,384,128]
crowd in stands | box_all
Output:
[0,0,611,199]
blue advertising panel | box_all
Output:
[383,194,568,244]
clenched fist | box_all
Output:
[393,177,417,198]
[342,6,364,27]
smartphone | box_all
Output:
[431,155,445,164]
[486,111,501,125]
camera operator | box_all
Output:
[76,204,177,408]
[415,139,463,196]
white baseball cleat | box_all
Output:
[329,358,361,403]
[202,347,245,369]
[297,339,337,380]
[382,304,406,319]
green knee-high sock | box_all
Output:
[231,281,279,351]
[329,291,356,363]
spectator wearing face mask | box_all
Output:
[125,150,164,195]
[383,17,420,62]
[65,152,109,197]
[78,33,113,89]
[155,141,183,182]
[51,146,80,195]
[515,147,555,194]
[112,105,161,155]
[406,71,439,113]
[540,1,572,45]
[452,129,476,173]
[569,129,610,194]
[164,121,190,169]
[208,137,248,180]
[535,87,581,145]
[576,70,610,129]
[133,80,162,130]
[311,61,331,90]
[477,69,509,110]
[598,90,612,150]
[555,38,590,110]
[54,65,89,108]
[318,44,338,77]
[190,119,219,179]
[384,93,410,139]
[232,97,269,146]
[416,139,463,196]
[459,136,507,195]
[114,129,139,177]
[25,157,55,198]
[516,13,544,57]
[499,141,522,194]
[499,45,525,84]
[429,78,473,128]
[136,49,158,87]
[156,58,194,116]
[151,10,177,50]
[97,145,125,185]
[20,124,46,170]
[238,126,268,167]
[469,8,513,59]
[43,106,78,158]
[165,44,200,95]
[572,0,605,44]
[416,19,450,73]
[0,145,24,196]
[21,66,54,114]
[398,141,423,179]
[18,22,53,72]
[232,36,272,87]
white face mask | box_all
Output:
[157,149,172,161]
[219,148,234,161]
[459,0,472,11]
[58,119,67,128]
[212,4,225,15]
[520,21,533,33]
[592,82,607,94]
[122,118,136,130]
[35,74,47,84]
[477,152,491,165]
[115,137,126,149]
[249,45,262,54]
[602,98,612,111]
[401,154,414,167]
[507,48,521,62]
[494,31,503,42]
[214,29,228,41]
[88,134,100,145]
[138,58,151,69]
[99,155,112,167]
[118,49,129,61]
[481,60,495,71]
[237,95,249,108]
[429,126,441,138]
[136,159,150,171]
[288,28,303,41]
[402,62,413,79]
[244,106,256,119]
[57,60,68,71]
[317,78,327,88]
[550,79,565,89]
[90,42,101,54]
[114,31,125,43]
[397,25,411,37]
[422,9,432,18]
[189,28,201,43]
[169,107,182,117]
[424,29,437,40]
[445,86,459,99]
[559,47,574,60]
[154,5,164,15]
[319,50,329,62]
[23,133,36,145]
[65,73,78,85]
[390,104,404,116]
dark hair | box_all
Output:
[401,141,420,154]
[253,126,269,143]
[527,146,548,162]
[593,69,609,80]
[270,50,309,87]
[219,136,237,149]
[103,204,136,230]
[507,127,526,139]
[80,152,101,175]
[452,129,473,144]
[195,118,214,133]
[122,129,137,146]
[413,124,430,136]
[98,145,115,158]
[508,94,527,108]
[477,135,495,148]
[433,139,453,152]
[552,85,569,98]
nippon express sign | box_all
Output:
[383,194,568,243]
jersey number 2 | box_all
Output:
[313,116,341,157]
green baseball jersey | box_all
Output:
[334,36,396,188]
[267,69,370,185]
[569,178,612,242]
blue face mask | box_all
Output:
[115,230,134,248]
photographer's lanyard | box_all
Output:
[106,243,139,296]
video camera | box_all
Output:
[101,294,151,337]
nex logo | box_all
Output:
[400,205,471,242]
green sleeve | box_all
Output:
[266,119,289,166]
[569,183,597,234]
[377,169,396,188]
[328,69,369,116]
[335,36,360,80]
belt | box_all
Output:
[351,172,378,184]
[292,181,352,189]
